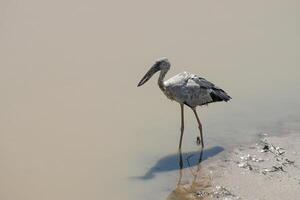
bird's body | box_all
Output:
[161,71,231,108]
[138,58,231,149]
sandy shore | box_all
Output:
[210,133,300,200]
[169,133,300,200]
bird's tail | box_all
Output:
[210,89,231,102]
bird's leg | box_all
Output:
[192,108,204,148]
[177,149,183,186]
[179,104,184,149]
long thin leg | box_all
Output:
[179,104,184,149]
[177,149,183,186]
[192,108,204,148]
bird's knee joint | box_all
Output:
[196,137,201,145]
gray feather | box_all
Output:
[163,72,231,107]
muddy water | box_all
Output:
[1,1,300,200]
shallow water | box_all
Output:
[1,1,300,200]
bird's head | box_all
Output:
[137,57,170,87]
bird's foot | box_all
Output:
[196,137,201,145]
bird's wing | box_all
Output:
[163,72,194,102]
[164,71,192,86]
[190,74,218,90]
[165,72,216,89]
[165,72,231,107]
[189,74,231,103]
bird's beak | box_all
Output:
[137,63,160,87]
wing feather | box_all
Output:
[164,71,231,107]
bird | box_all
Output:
[137,58,231,149]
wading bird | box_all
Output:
[137,58,231,149]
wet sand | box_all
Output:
[214,132,300,200]
[179,132,300,200]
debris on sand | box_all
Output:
[240,154,264,163]
[236,154,263,171]
[260,139,285,156]
[195,190,209,198]
[262,166,285,174]
[237,161,253,171]
[193,185,241,199]
[211,185,241,199]
[281,158,296,166]
[234,137,296,176]
[207,133,300,200]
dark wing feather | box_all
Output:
[191,75,231,103]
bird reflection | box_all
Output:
[138,146,223,180]
[167,149,212,200]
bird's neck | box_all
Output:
[158,69,168,91]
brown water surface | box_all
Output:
[1,1,300,200]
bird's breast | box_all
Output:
[162,85,186,103]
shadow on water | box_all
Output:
[137,146,224,180]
